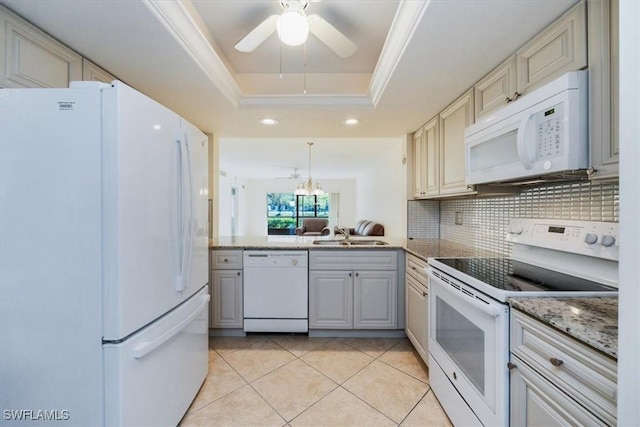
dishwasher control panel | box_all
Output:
[243,251,308,267]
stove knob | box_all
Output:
[601,235,616,247]
[584,233,598,245]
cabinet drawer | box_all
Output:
[510,310,617,425]
[406,254,428,283]
[210,250,243,269]
[309,250,397,271]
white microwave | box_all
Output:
[465,71,588,185]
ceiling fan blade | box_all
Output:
[307,14,357,58]
[234,14,279,52]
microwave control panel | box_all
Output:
[535,103,563,160]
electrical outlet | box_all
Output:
[455,212,463,225]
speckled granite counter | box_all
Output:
[210,236,497,259]
[509,297,618,359]
[404,238,499,261]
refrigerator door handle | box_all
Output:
[176,131,194,293]
[175,134,185,292]
[182,132,195,293]
[132,294,210,359]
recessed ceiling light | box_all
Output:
[344,118,359,125]
[260,118,278,125]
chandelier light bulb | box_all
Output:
[277,10,309,46]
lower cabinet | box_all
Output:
[210,250,243,329]
[309,250,398,330]
[210,270,243,328]
[510,356,608,426]
[510,310,617,426]
[405,254,429,365]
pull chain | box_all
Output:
[279,43,283,79]
[303,41,307,94]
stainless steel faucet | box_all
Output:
[336,226,350,240]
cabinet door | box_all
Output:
[309,271,353,329]
[516,0,587,95]
[405,274,428,363]
[439,89,475,195]
[82,58,115,83]
[353,271,397,329]
[0,7,82,88]
[588,0,619,180]
[412,127,426,198]
[510,357,608,426]
[474,55,517,121]
[211,270,243,328]
[423,116,440,197]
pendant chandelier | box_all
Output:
[294,142,324,196]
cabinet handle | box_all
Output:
[411,266,417,270]
[355,272,359,277]
[549,357,563,367]
[506,92,522,103]
[507,362,517,370]
[237,272,241,276]
[349,272,352,277]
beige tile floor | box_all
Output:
[180,336,453,427]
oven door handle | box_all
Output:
[427,268,504,318]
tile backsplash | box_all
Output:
[409,181,619,256]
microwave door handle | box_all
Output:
[516,111,535,170]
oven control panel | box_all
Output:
[506,218,618,261]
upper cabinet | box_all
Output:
[474,55,518,121]
[515,1,587,94]
[587,0,619,180]
[475,1,587,121]
[82,58,115,84]
[439,89,475,196]
[412,116,439,198]
[0,6,82,88]
[0,5,118,89]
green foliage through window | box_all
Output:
[266,193,330,235]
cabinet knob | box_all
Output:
[355,272,359,277]
[223,258,229,263]
[507,362,517,370]
[237,272,241,276]
[422,292,427,297]
[349,272,352,277]
[549,357,563,367]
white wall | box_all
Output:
[218,137,407,237]
[617,0,640,423]
[242,178,357,236]
[217,172,249,236]
[355,140,408,237]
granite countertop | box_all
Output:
[210,236,498,260]
[509,297,618,359]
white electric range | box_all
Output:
[426,218,618,426]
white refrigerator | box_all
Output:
[0,81,210,426]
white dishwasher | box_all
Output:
[243,250,308,333]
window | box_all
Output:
[267,193,329,235]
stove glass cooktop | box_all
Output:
[435,258,616,293]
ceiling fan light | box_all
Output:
[277,11,309,46]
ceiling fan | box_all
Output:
[234,0,358,59]
[274,168,302,180]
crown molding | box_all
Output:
[368,0,430,106]
[142,0,243,107]
[239,94,373,109]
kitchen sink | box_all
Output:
[312,239,388,246]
